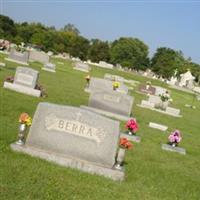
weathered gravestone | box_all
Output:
[74,62,90,72]
[11,102,125,181]
[104,73,125,83]
[149,122,168,131]
[98,61,113,69]
[42,63,56,73]
[162,144,186,155]
[154,86,167,96]
[81,90,133,121]
[138,85,156,95]
[29,50,49,64]
[86,77,128,94]
[5,48,29,65]
[148,95,161,107]
[3,66,41,97]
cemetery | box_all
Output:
[1,9,200,199]
[0,48,200,200]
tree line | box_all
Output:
[0,14,200,81]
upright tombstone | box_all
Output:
[154,86,167,96]
[11,102,125,181]
[5,48,29,65]
[42,63,56,73]
[179,70,195,89]
[104,73,125,83]
[74,62,90,72]
[138,84,156,95]
[3,67,41,97]
[148,95,162,107]
[81,90,133,121]
[98,61,114,69]
[29,50,49,64]
[86,77,128,95]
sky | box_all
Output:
[1,0,200,64]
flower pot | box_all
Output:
[16,123,26,145]
[160,101,168,110]
[171,143,177,147]
[128,131,133,135]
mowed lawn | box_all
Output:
[0,53,200,200]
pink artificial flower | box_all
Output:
[168,130,182,143]
[125,118,139,133]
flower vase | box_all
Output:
[172,143,176,147]
[128,131,133,135]
[16,123,26,145]
[160,101,168,110]
[115,148,126,170]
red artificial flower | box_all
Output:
[125,118,139,133]
[120,137,133,149]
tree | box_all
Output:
[88,39,110,62]
[110,37,149,69]
[0,15,17,40]
[151,47,185,78]
[62,23,80,35]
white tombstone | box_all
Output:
[179,70,195,89]
[42,63,56,73]
[168,76,178,85]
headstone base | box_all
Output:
[5,58,29,65]
[73,67,89,73]
[161,144,186,155]
[80,105,130,121]
[120,133,141,143]
[10,143,125,181]
[149,122,168,131]
[137,104,182,118]
[42,67,56,73]
[3,82,41,97]
[0,62,6,67]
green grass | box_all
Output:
[0,53,200,200]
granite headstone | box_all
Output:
[3,67,41,97]
[5,48,29,65]
[29,51,49,64]
[10,102,124,180]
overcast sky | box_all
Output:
[1,0,200,63]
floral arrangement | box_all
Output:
[5,76,14,83]
[85,74,91,81]
[112,81,120,90]
[119,138,133,149]
[168,130,182,146]
[125,118,139,135]
[159,91,171,102]
[19,113,32,126]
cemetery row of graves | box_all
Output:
[0,49,200,199]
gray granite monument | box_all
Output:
[74,62,90,72]
[42,63,56,73]
[29,50,49,64]
[104,73,125,83]
[5,48,29,65]
[86,77,128,94]
[81,90,133,121]
[11,102,125,181]
[3,66,41,97]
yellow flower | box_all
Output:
[18,113,32,126]
[25,117,32,126]
[112,81,120,88]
